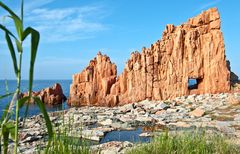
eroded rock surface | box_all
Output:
[68,8,230,107]
[21,83,66,105]
[67,52,117,106]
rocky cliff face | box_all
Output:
[21,83,67,105]
[67,52,117,106]
[68,8,230,107]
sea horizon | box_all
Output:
[0,80,72,117]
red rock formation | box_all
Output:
[68,8,230,107]
[67,52,117,106]
[21,83,66,105]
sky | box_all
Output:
[0,0,239,80]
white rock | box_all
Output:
[156,102,169,110]
[81,130,104,141]
[99,119,113,126]
[139,132,153,137]
[119,104,133,113]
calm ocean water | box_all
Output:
[0,80,72,118]
[0,79,197,118]
[0,79,196,143]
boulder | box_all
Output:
[189,108,205,117]
[21,83,66,105]
[228,95,240,105]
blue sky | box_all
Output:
[0,0,239,80]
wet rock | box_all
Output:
[93,127,115,133]
[111,122,134,130]
[81,129,104,141]
[139,132,154,137]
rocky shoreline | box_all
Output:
[10,92,240,153]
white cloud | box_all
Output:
[24,5,108,43]
[0,0,55,18]
[24,0,56,12]
[195,0,221,12]
[0,1,108,43]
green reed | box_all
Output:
[127,131,240,154]
[0,0,53,154]
[36,112,90,154]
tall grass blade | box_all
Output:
[1,122,15,154]
[33,97,53,139]
[0,2,19,19]
[21,0,24,22]
[0,1,54,153]
[2,124,9,154]
[18,96,30,108]
[0,93,14,100]
[33,97,53,153]
[5,79,9,94]
[2,92,18,124]
[0,102,10,123]
[0,24,17,39]
[22,27,40,119]
[5,32,18,76]
[5,122,15,140]
[0,2,23,40]
[15,39,23,53]
[16,96,29,129]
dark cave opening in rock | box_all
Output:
[188,78,198,90]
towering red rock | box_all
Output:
[68,52,117,106]
[68,8,231,107]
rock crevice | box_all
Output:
[68,8,231,107]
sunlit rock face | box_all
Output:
[21,83,67,105]
[68,8,230,107]
[67,52,118,106]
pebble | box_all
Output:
[14,92,240,153]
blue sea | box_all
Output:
[0,80,152,143]
[0,79,197,118]
[0,80,72,118]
